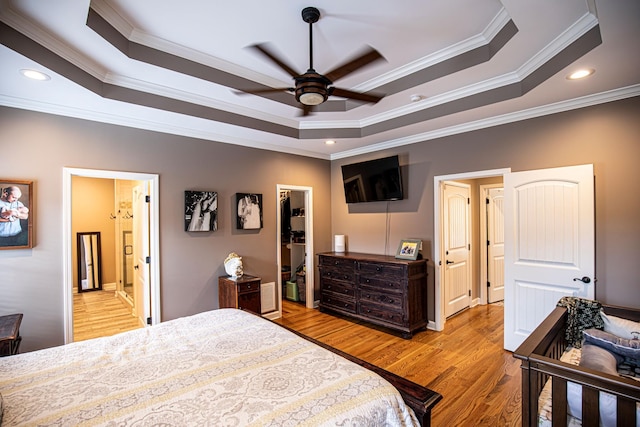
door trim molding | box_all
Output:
[433,168,510,331]
[63,167,161,343]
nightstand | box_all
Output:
[0,313,23,356]
[218,275,261,314]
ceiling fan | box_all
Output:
[239,6,386,115]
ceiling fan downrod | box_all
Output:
[301,7,320,72]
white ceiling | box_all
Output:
[1,0,639,159]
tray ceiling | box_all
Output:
[1,0,639,159]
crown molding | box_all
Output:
[1,2,108,80]
[0,94,329,159]
[330,85,640,160]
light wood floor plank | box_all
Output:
[73,291,141,342]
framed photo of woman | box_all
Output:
[0,180,33,250]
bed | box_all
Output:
[514,304,640,427]
[0,308,441,426]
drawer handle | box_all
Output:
[247,285,252,289]
[365,279,370,283]
[344,303,349,308]
[326,285,332,290]
[366,309,371,313]
[343,275,349,280]
[376,266,381,272]
[344,289,349,293]
[388,299,394,304]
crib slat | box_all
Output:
[618,396,636,427]
[582,386,599,427]
[552,377,567,427]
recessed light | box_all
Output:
[20,69,51,81]
[566,68,594,80]
[325,140,336,145]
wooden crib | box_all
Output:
[514,304,640,427]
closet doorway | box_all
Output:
[276,185,314,316]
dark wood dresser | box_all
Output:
[318,252,428,338]
[218,275,261,314]
[0,313,23,356]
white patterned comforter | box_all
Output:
[0,309,419,426]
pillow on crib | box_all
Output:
[601,311,640,340]
[583,328,640,362]
[578,342,622,374]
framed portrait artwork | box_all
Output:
[0,180,33,250]
[184,191,218,232]
[236,193,263,230]
[395,238,421,260]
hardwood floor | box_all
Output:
[73,290,141,341]
[275,300,521,427]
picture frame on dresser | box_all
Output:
[0,180,33,250]
[395,239,421,260]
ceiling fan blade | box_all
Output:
[330,87,384,104]
[233,87,294,96]
[249,43,300,78]
[298,104,315,117]
[323,46,384,83]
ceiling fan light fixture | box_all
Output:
[298,91,326,105]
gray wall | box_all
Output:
[331,96,640,319]
[0,107,332,351]
[2,96,639,352]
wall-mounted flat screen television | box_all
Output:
[341,155,404,203]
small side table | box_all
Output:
[0,313,23,356]
[219,275,261,314]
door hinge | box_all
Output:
[145,256,150,264]
[467,197,470,204]
[468,290,471,296]
[486,198,490,204]
[487,240,490,246]
[146,317,152,325]
[487,281,491,288]
[145,195,150,203]
[468,244,471,250]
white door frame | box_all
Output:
[63,167,161,343]
[433,168,510,331]
[479,183,504,305]
[273,184,315,320]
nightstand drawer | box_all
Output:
[237,281,260,294]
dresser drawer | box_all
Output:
[321,293,356,314]
[358,289,403,309]
[358,302,404,325]
[320,267,355,283]
[322,279,355,298]
[358,275,403,292]
[358,261,404,277]
[319,255,356,270]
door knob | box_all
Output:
[446,260,454,265]
[572,276,591,284]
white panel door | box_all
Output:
[504,164,595,351]
[133,184,150,327]
[443,181,471,317]
[487,187,505,303]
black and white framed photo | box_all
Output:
[395,238,421,260]
[185,191,218,232]
[236,193,263,230]
[0,180,33,249]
